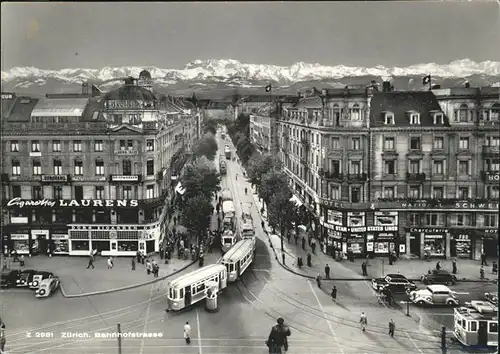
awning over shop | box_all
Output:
[31,98,89,117]
[290,195,303,207]
[175,182,186,195]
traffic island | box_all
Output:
[205,292,218,313]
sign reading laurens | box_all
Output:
[7,198,138,208]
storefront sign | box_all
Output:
[390,199,499,210]
[410,227,448,233]
[104,100,145,110]
[51,234,68,239]
[454,202,499,210]
[367,226,398,232]
[327,210,343,226]
[374,211,398,227]
[112,175,139,182]
[1,92,14,99]
[484,172,499,181]
[347,212,365,227]
[10,234,29,240]
[10,217,28,224]
[72,176,107,182]
[114,150,139,156]
[6,197,138,208]
[424,234,444,239]
[42,175,68,182]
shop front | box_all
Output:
[30,229,50,255]
[346,233,365,257]
[51,234,69,255]
[366,230,397,256]
[10,234,30,255]
[321,209,346,256]
[408,227,448,259]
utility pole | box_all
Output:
[117,323,122,354]
[441,326,446,354]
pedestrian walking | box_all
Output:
[435,261,441,271]
[389,319,395,337]
[153,263,159,278]
[481,251,488,266]
[360,312,367,331]
[480,265,485,279]
[141,252,145,265]
[173,216,177,226]
[184,321,191,344]
[452,259,457,274]
[311,238,316,254]
[297,256,303,268]
[492,261,498,275]
[282,253,285,265]
[361,261,368,276]
[12,249,19,262]
[294,233,298,245]
[87,256,95,269]
[107,257,113,269]
[301,237,306,250]
[261,220,265,231]
[307,253,312,267]
[325,264,330,279]
[19,254,25,267]
[160,247,164,260]
[146,259,151,275]
[331,286,337,301]
[316,273,322,289]
[131,257,136,271]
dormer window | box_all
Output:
[410,114,420,125]
[433,113,444,125]
[384,113,395,125]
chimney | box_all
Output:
[382,81,392,92]
[465,82,470,88]
[82,83,89,95]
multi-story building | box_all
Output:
[249,103,277,154]
[276,84,499,260]
[1,70,198,257]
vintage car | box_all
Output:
[0,270,21,288]
[372,273,417,294]
[421,270,458,286]
[29,271,55,289]
[15,270,38,288]
[409,284,459,306]
[35,277,60,298]
[484,292,498,306]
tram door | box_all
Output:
[184,286,192,308]
[236,261,241,278]
[477,321,488,346]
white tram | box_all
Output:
[240,202,255,241]
[221,229,239,253]
[167,264,227,311]
[453,300,498,349]
[219,239,255,282]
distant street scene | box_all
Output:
[1,2,499,354]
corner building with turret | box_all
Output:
[1,70,201,257]
[275,84,499,261]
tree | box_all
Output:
[259,169,288,208]
[246,154,282,188]
[203,118,217,135]
[267,187,299,241]
[180,193,213,241]
[180,156,221,201]
[193,133,218,161]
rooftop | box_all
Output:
[369,91,450,128]
[103,84,157,102]
[31,98,90,117]
[5,96,40,122]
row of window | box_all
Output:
[287,104,363,121]
[408,213,498,228]
[11,184,156,200]
[10,159,156,176]
[384,112,444,126]
[9,139,156,153]
[452,103,500,122]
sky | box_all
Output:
[1,2,499,70]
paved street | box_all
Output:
[0,135,492,353]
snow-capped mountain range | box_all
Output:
[2,59,500,97]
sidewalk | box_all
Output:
[252,190,494,282]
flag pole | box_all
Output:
[428,75,432,91]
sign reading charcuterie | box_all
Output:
[6,197,138,208]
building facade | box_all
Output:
[1,71,198,257]
[276,85,499,260]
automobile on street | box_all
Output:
[372,273,417,293]
[409,284,460,306]
[484,291,498,306]
[421,269,458,286]
[0,270,20,288]
[29,271,55,289]
[35,277,60,298]
[15,270,38,288]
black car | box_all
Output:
[0,270,21,288]
[421,270,457,286]
[372,273,418,294]
[14,269,38,288]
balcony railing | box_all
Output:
[481,171,500,183]
[482,145,500,155]
[406,172,426,182]
[347,173,368,182]
[3,122,109,133]
[324,171,344,182]
[300,139,310,147]
[300,157,308,165]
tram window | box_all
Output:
[460,319,466,329]
[469,321,477,332]
[489,322,498,333]
[196,283,206,293]
[169,288,173,298]
[180,289,184,298]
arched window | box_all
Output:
[351,104,360,121]
[457,103,469,122]
[490,103,500,121]
[332,104,341,123]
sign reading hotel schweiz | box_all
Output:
[6,198,138,208]
[399,200,499,210]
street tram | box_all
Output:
[221,229,239,253]
[219,239,255,282]
[167,264,227,311]
[453,300,498,350]
[240,203,255,240]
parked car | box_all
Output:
[15,270,38,288]
[409,284,459,306]
[29,271,55,289]
[484,292,498,306]
[372,273,417,294]
[421,270,457,286]
[0,270,20,288]
[35,277,60,298]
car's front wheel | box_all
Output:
[417,300,425,305]
[446,280,453,286]
[447,300,457,306]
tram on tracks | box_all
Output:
[221,228,239,253]
[167,264,227,311]
[453,300,498,350]
[219,239,255,282]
